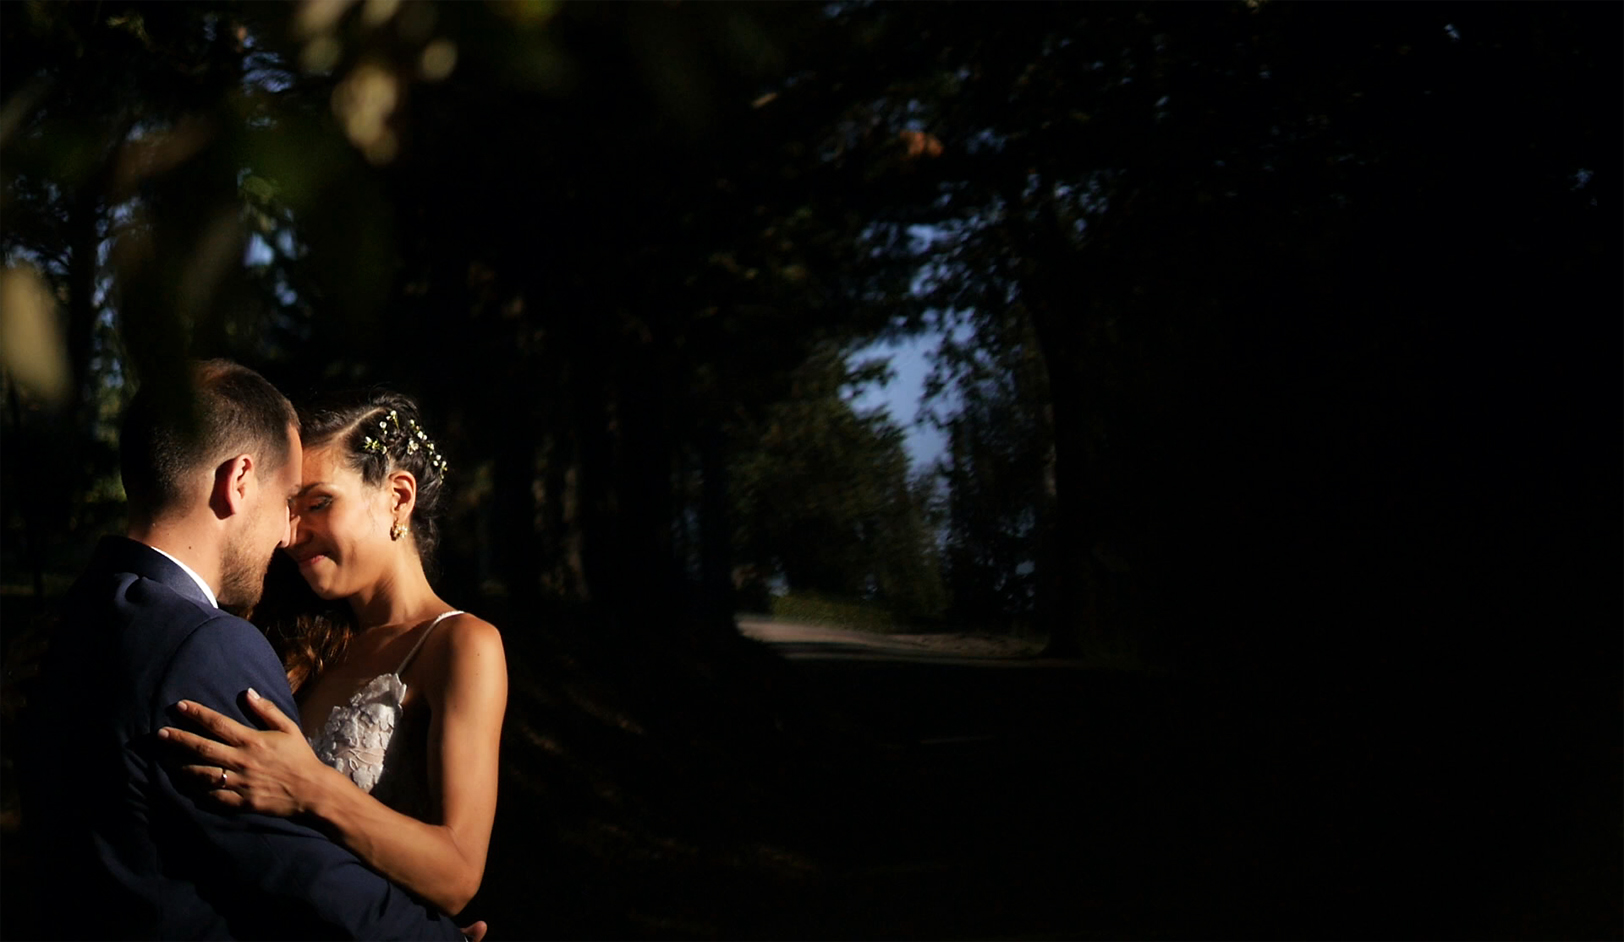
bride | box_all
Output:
[161,391,507,925]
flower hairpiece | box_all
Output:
[361,408,448,474]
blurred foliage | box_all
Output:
[0,0,894,621]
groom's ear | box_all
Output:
[208,453,255,520]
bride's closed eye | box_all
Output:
[302,495,333,512]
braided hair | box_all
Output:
[256,389,453,691]
[309,390,451,566]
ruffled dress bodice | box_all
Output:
[307,611,461,821]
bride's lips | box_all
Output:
[293,552,329,568]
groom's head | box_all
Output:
[120,359,302,608]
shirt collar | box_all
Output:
[147,546,219,609]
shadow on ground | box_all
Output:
[4,607,1619,940]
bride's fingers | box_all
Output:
[172,700,253,745]
[179,763,239,787]
[243,688,302,735]
[158,726,239,765]
[198,780,249,810]
[174,763,251,807]
[180,762,216,779]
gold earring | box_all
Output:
[390,521,409,541]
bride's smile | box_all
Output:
[285,442,406,601]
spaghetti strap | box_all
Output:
[395,610,464,675]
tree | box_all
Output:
[731,343,946,621]
[3,2,281,588]
[7,1,1615,666]
[930,307,1054,632]
[766,1,1619,669]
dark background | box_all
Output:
[2,2,1618,938]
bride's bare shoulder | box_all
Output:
[413,613,504,706]
[431,612,504,665]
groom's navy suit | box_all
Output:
[23,536,463,940]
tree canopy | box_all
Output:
[3,0,1618,666]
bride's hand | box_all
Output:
[159,689,327,818]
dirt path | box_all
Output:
[737,616,1050,662]
[734,616,1180,938]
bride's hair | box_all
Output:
[254,389,452,691]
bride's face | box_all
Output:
[286,444,397,600]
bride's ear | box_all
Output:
[386,469,418,521]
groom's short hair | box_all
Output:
[119,359,299,523]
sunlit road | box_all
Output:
[736,616,1058,664]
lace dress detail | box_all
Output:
[308,611,462,819]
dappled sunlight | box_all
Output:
[492,0,563,29]
[331,61,400,164]
[0,266,70,406]
[419,40,458,83]
[294,0,464,162]
[294,0,357,40]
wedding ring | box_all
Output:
[218,769,228,788]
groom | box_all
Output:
[23,360,465,940]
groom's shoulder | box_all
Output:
[93,570,256,652]
[70,539,218,631]
[42,561,284,726]
[144,605,289,714]
[66,565,274,677]
[146,601,275,672]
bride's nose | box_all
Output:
[288,513,313,548]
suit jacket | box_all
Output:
[22,536,463,940]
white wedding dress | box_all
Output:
[308,611,463,820]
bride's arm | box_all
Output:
[160,618,508,915]
[315,617,507,914]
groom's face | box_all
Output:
[219,426,303,609]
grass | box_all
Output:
[768,590,901,633]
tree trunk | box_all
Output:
[65,187,101,427]
[611,342,677,630]
[7,379,46,600]
[1003,188,1119,660]
[697,421,736,635]
[1028,332,1107,660]
[493,416,543,610]
[575,378,615,613]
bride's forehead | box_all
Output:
[300,445,359,481]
